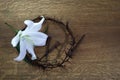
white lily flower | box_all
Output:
[11,16,48,61]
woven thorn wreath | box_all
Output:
[5,16,85,69]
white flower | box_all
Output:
[11,16,48,61]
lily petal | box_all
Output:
[38,16,45,26]
[25,41,37,60]
[24,16,45,32]
[14,39,27,61]
[24,20,34,26]
[27,32,48,46]
[11,30,22,47]
[24,20,34,32]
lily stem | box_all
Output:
[5,22,18,33]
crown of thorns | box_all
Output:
[6,16,85,69]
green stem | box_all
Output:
[5,22,18,33]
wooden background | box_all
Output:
[0,0,120,80]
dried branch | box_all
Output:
[17,16,85,69]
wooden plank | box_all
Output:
[0,0,120,80]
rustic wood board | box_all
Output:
[0,0,120,80]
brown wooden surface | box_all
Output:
[0,0,120,80]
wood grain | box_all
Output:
[0,0,120,80]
